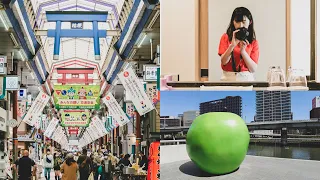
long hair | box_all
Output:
[226,7,256,43]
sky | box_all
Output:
[160,91,320,123]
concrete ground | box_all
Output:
[161,155,320,180]
[160,145,320,180]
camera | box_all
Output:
[235,27,249,41]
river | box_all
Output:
[247,144,320,161]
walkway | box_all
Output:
[161,145,320,180]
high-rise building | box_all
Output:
[255,91,292,122]
[199,96,242,116]
[312,96,320,109]
[160,116,181,128]
[178,114,184,126]
[183,111,200,127]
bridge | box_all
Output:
[160,119,320,145]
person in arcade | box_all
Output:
[218,7,259,81]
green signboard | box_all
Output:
[61,110,90,127]
[53,85,100,109]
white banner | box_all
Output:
[91,116,107,137]
[102,93,130,126]
[23,92,50,126]
[44,118,59,138]
[118,67,154,115]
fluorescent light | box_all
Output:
[128,49,137,60]
[0,13,8,31]
[26,62,31,70]
[138,33,147,48]
[10,33,19,47]
[30,73,35,79]
[19,50,26,61]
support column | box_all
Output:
[135,111,141,158]
[281,128,288,146]
[199,0,209,81]
[93,21,101,60]
[53,21,61,60]
[13,90,18,180]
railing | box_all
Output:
[160,140,186,146]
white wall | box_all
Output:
[209,0,286,81]
[291,0,310,76]
[160,0,197,81]
[160,144,189,164]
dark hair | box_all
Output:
[66,157,76,166]
[82,149,87,154]
[125,154,130,160]
[226,7,256,43]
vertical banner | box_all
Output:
[102,93,130,126]
[44,118,59,138]
[118,67,154,115]
[23,92,50,126]
[92,116,107,136]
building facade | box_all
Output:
[255,91,292,122]
[199,96,242,117]
[183,111,200,127]
[160,116,181,128]
[312,96,320,109]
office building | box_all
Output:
[183,111,200,127]
[199,96,242,117]
[255,91,292,122]
[160,116,181,128]
[178,114,184,126]
[312,96,320,109]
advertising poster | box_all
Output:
[53,85,100,109]
[18,101,27,120]
[118,67,154,115]
[23,92,50,126]
[145,83,159,105]
[61,110,90,127]
[102,93,130,126]
[0,56,7,74]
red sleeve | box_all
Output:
[250,40,259,64]
[218,33,229,56]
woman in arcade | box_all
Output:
[218,7,259,81]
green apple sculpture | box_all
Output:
[186,112,249,175]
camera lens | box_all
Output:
[235,27,249,41]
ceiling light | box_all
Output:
[128,49,137,60]
[26,62,31,70]
[10,33,19,47]
[0,13,8,31]
[19,50,26,61]
[138,33,147,48]
[30,72,35,79]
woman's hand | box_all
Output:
[231,29,240,47]
[240,40,249,53]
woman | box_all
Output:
[60,153,78,180]
[54,153,63,180]
[218,7,259,81]
[93,156,104,180]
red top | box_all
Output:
[218,33,259,72]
